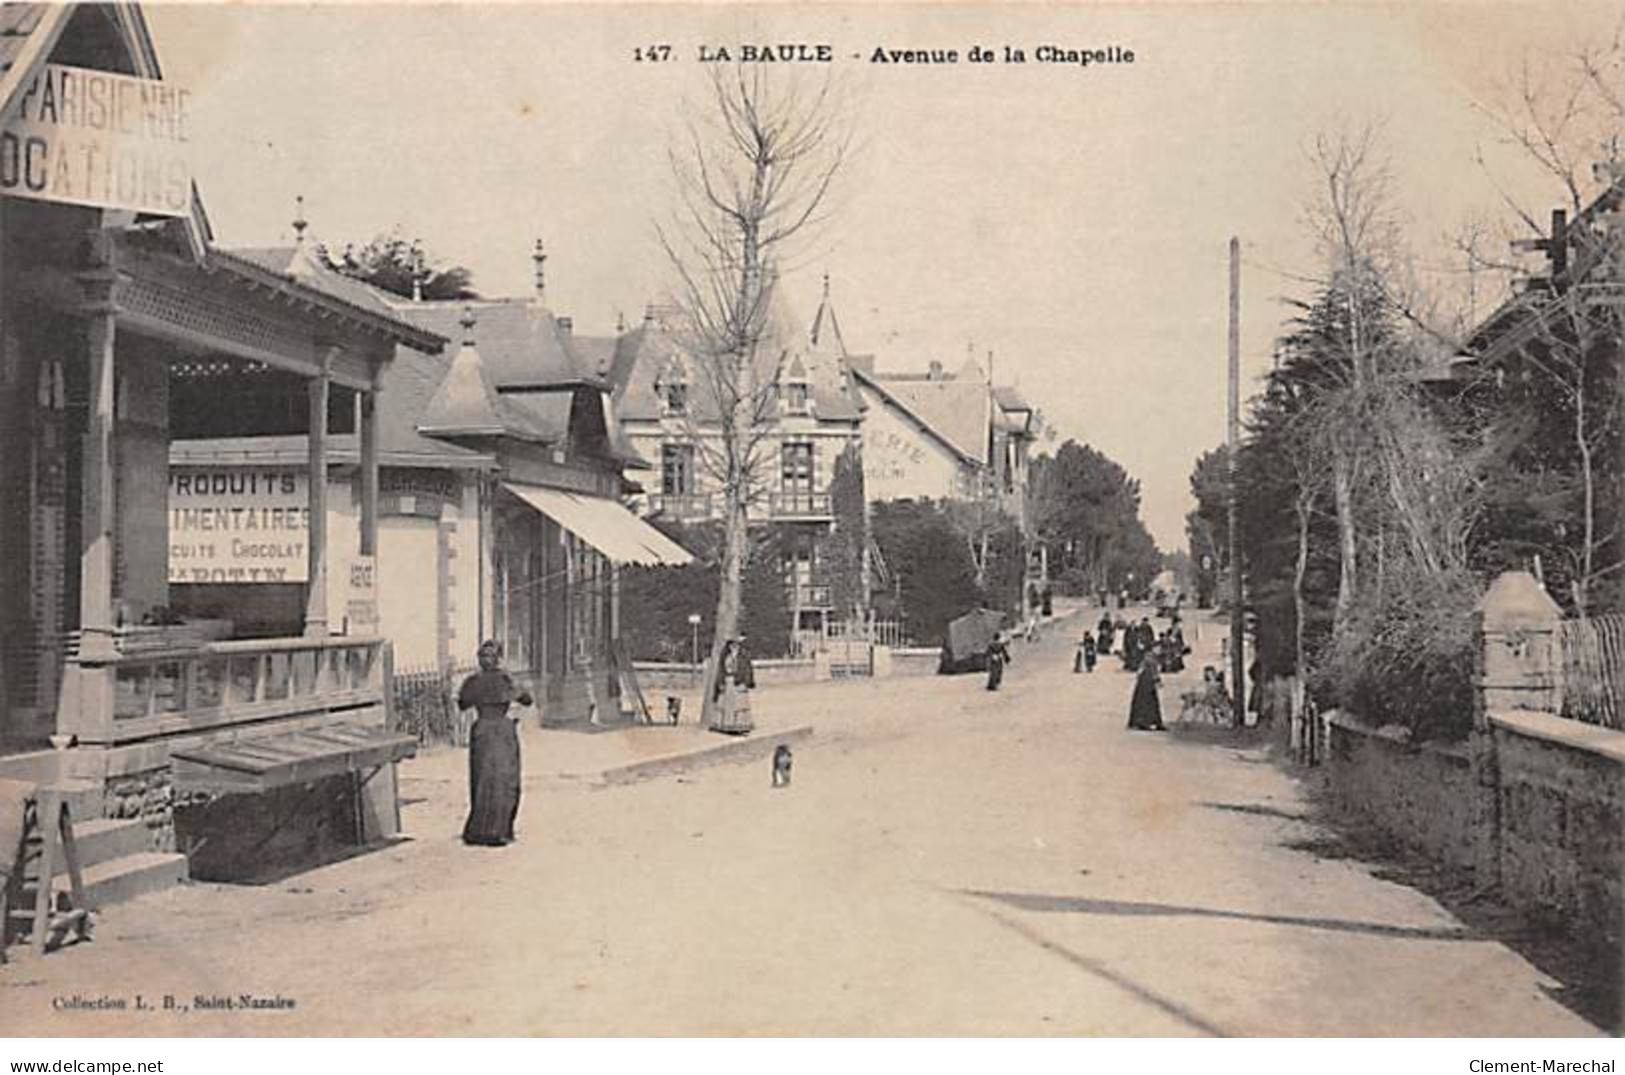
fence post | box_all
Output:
[1470,570,1562,886]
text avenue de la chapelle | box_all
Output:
[641,43,1134,67]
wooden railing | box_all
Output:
[61,635,390,746]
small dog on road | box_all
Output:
[771,744,793,788]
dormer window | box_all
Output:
[655,357,688,416]
[780,358,811,416]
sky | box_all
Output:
[145,2,1616,550]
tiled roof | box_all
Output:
[419,333,510,438]
[387,298,599,391]
[611,284,863,423]
[854,367,989,465]
[993,385,1032,413]
[571,334,619,382]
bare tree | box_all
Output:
[657,65,847,722]
[1459,28,1625,613]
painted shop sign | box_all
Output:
[168,468,309,583]
[1,64,193,216]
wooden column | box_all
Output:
[77,242,120,663]
[359,384,379,558]
[303,354,333,638]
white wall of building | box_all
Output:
[857,385,967,502]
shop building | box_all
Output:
[0,3,435,896]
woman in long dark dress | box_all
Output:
[1127,646,1165,731]
[1097,613,1115,655]
[986,633,1012,691]
[459,640,534,846]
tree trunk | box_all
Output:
[1293,489,1312,725]
[1331,445,1358,633]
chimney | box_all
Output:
[556,316,573,335]
[928,360,944,381]
[532,238,547,303]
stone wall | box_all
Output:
[889,647,941,677]
[1489,710,1623,947]
[1325,712,1477,870]
[103,765,176,853]
[632,658,819,692]
[1321,571,1624,951]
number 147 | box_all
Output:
[635,45,673,61]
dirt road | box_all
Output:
[1,609,1602,1036]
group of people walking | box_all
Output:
[1067,608,1194,733]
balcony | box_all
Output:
[647,492,716,520]
[769,491,833,520]
[792,584,832,609]
[62,634,391,747]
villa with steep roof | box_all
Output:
[852,356,1038,531]
[606,275,867,639]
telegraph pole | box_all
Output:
[1228,237,1245,728]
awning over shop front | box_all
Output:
[502,483,694,567]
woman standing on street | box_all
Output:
[986,632,1012,691]
[458,640,534,847]
[1127,644,1166,731]
[709,636,756,735]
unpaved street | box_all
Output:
[2,611,1601,1036]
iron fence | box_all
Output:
[1557,613,1623,730]
[390,663,474,746]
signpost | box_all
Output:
[1,64,194,216]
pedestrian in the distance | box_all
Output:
[1127,644,1166,731]
[986,632,1012,691]
[458,640,534,847]
[1097,612,1115,656]
[1082,630,1097,672]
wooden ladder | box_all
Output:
[2,791,93,962]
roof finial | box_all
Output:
[460,305,477,347]
[615,310,627,333]
[822,270,830,299]
[532,238,547,302]
[411,240,425,303]
[292,195,308,249]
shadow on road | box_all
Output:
[1198,800,1312,823]
[961,888,1478,942]
[965,902,1229,1037]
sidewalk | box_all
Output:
[399,683,817,792]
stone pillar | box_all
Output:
[77,244,120,663]
[1469,570,1563,884]
[1474,570,1563,724]
[304,356,332,638]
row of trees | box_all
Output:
[1200,31,1625,740]
[1030,440,1163,599]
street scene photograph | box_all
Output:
[0,0,1621,1055]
